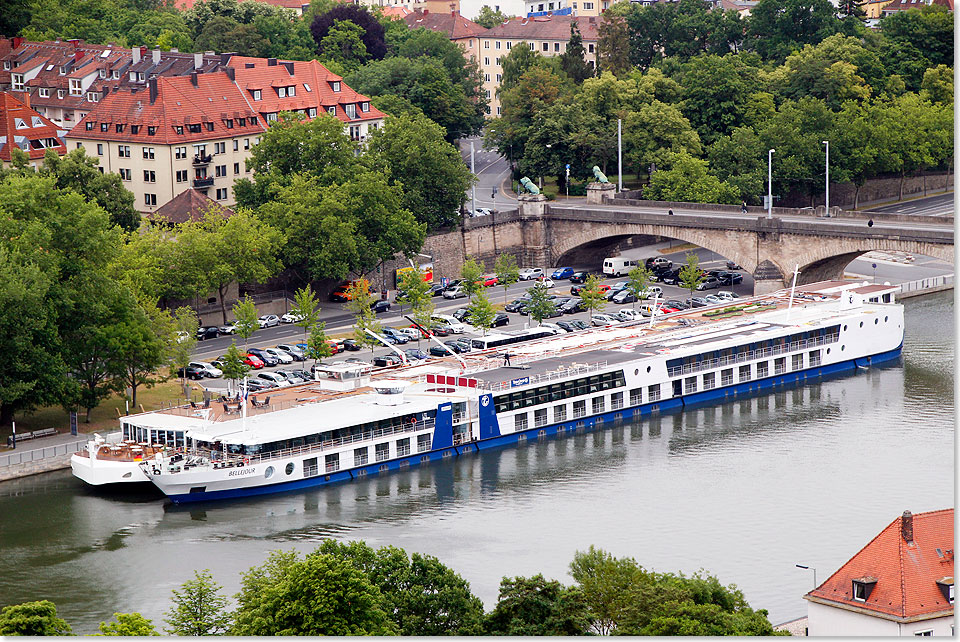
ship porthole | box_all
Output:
[859,321,864,328]
[826,348,831,354]
[841,345,845,351]
[884,316,888,322]
[646,366,651,373]
[264,466,275,479]
[843,324,848,331]
[285,462,295,475]
[874,318,878,324]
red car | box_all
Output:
[244,354,265,369]
[660,306,681,313]
[481,275,498,287]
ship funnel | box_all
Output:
[373,380,408,406]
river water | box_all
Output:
[0,292,953,634]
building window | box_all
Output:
[554,42,560,52]
[375,442,389,461]
[792,354,803,371]
[251,89,261,101]
[176,169,188,182]
[119,168,131,181]
[38,88,50,98]
[542,42,549,51]
[131,125,140,135]
[515,413,528,432]
[809,350,821,367]
[484,56,489,65]
[345,104,357,119]
[534,407,547,427]
[703,372,715,390]
[215,165,226,177]
[496,73,502,82]
[361,101,369,112]
[214,142,225,154]
[2,61,9,70]
[592,396,605,414]
[354,447,368,467]
[417,433,431,452]
[720,368,733,386]
[495,57,501,65]
[244,138,250,150]
[175,146,187,159]
[175,126,184,135]
[648,384,660,402]
[554,404,567,423]
[611,391,623,409]
[144,193,157,206]
[87,92,99,102]
[142,147,154,160]
[232,139,238,151]
[216,188,228,200]
[506,41,512,49]
[774,357,786,374]
[115,124,125,133]
[738,365,751,382]
[100,122,109,132]
[58,89,64,99]
[573,400,586,418]
[97,143,104,156]
[914,630,933,636]
[397,437,410,457]
[233,162,240,174]
[684,376,697,394]
[205,122,214,132]
[484,40,490,48]
[588,43,595,53]
[143,170,155,182]
[118,145,130,157]
[496,40,501,49]
[756,361,769,378]
[11,73,24,91]
[484,73,490,82]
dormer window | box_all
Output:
[936,577,954,603]
[188,123,202,133]
[147,126,156,136]
[115,124,125,133]
[250,116,257,125]
[205,122,214,131]
[288,85,295,96]
[225,119,233,129]
[101,122,109,132]
[112,70,120,79]
[175,125,184,135]
[251,89,262,101]
[278,86,286,98]
[2,61,9,70]
[131,125,140,134]
[345,103,356,119]
[331,81,341,92]
[32,117,43,127]
[238,117,246,126]
[87,92,99,102]
[852,577,877,602]
[11,73,24,91]
[361,101,369,112]
[327,106,336,115]
[99,69,106,78]
[85,121,94,130]
[58,89,64,99]
[14,118,26,130]
[137,72,145,81]
[60,66,67,75]
[39,88,50,98]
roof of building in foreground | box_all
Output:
[150,188,235,225]
[0,91,68,161]
[480,14,601,41]
[403,8,487,39]
[804,508,954,622]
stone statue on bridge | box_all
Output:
[592,166,609,184]
[519,177,541,195]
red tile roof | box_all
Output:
[71,73,267,144]
[226,57,386,124]
[0,91,68,161]
[482,14,600,41]
[403,9,487,39]
[382,6,414,19]
[150,188,234,224]
[805,509,954,621]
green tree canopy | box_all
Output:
[475,5,512,28]
[560,21,594,83]
[38,148,139,231]
[484,574,592,635]
[97,612,159,636]
[745,0,840,62]
[644,152,740,204]
[0,600,72,636]
[163,569,230,636]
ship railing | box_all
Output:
[224,418,437,467]
[452,432,473,446]
[486,361,609,392]
[452,412,467,425]
[666,333,839,378]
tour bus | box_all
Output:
[471,327,558,350]
[602,257,639,277]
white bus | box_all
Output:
[602,256,638,277]
[470,327,557,350]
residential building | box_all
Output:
[149,187,236,225]
[172,0,312,14]
[0,38,224,129]
[362,0,461,13]
[478,14,599,115]
[66,56,385,214]
[461,0,600,19]
[403,8,487,64]
[881,0,952,14]
[861,0,896,19]
[804,509,954,636]
[0,91,68,166]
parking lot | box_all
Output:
[189,243,754,393]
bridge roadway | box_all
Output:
[465,195,953,293]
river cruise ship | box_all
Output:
[72,280,903,502]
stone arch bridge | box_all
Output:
[461,196,954,294]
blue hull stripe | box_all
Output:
[167,346,901,504]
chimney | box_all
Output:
[152,48,161,64]
[224,66,235,81]
[423,8,429,13]
[170,47,179,53]
[12,36,24,49]
[283,61,294,75]
[451,3,456,15]
[267,57,277,66]
[190,71,198,87]
[22,90,30,109]
[194,52,203,69]
[74,50,83,63]
[148,77,158,104]
[68,38,81,48]
[901,510,914,543]
[132,46,141,64]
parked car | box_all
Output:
[263,348,294,364]
[257,372,290,387]
[645,257,673,270]
[696,277,722,291]
[551,266,575,280]
[725,260,743,270]
[557,320,579,332]
[247,348,278,367]
[663,299,690,310]
[276,344,306,361]
[443,340,465,353]
[660,269,682,285]
[569,271,592,284]
[340,339,361,351]
[258,314,280,328]
[491,312,510,327]
[660,305,681,313]
[370,300,391,314]
[505,298,529,313]
[177,364,206,380]
[404,348,430,361]
[381,328,409,344]
[570,283,610,296]
[704,294,724,304]
[518,267,544,281]
[612,290,638,304]
[443,287,468,300]
[280,311,304,324]
[196,326,219,340]
[452,338,473,352]
[275,370,306,385]
[616,309,643,321]
[641,286,664,299]
[718,271,743,286]
[591,313,618,326]
[373,354,403,367]
[689,297,709,308]
[481,275,499,287]
[243,353,265,369]
[429,344,458,357]
[560,298,583,314]
[218,323,236,335]
[442,279,463,292]
[397,327,423,341]
[189,361,223,378]
[428,283,446,297]
[452,308,471,323]
[428,326,452,337]
[431,315,465,334]
[330,281,374,302]
[638,305,665,318]
[716,291,739,301]
[245,379,272,392]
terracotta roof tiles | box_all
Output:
[481,14,600,41]
[0,91,68,161]
[150,188,234,224]
[403,9,487,40]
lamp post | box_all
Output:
[767,149,775,219]
[796,564,817,589]
[470,139,477,218]
[823,140,830,217]
[617,118,623,192]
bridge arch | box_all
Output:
[792,238,954,286]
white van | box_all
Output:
[431,314,465,334]
[602,257,638,277]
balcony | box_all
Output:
[193,177,214,188]
[193,154,212,165]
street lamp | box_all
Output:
[796,564,817,589]
[823,140,830,217]
[618,118,623,192]
[767,149,775,219]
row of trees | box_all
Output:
[0,542,783,636]
[487,1,952,206]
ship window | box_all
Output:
[554,405,567,422]
[264,466,274,479]
[285,462,295,475]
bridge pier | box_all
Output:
[519,194,552,268]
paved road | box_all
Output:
[865,192,954,217]
[460,136,513,214]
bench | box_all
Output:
[6,428,58,447]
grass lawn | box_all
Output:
[1,376,205,441]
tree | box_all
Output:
[219,341,251,389]
[467,290,496,335]
[307,322,333,366]
[919,64,953,104]
[459,257,484,300]
[676,54,764,145]
[39,148,140,232]
[290,285,321,349]
[231,295,259,352]
[880,5,953,69]
[494,254,520,304]
[499,43,547,96]
[319,19,370,71]
[678,252,706,305]
[475,5,511,28]
[0,601,72,636]
[194,16,268,56]
[310,4,387,61]
[626,265,652,308]
[396,267,433,341]
[771,35,879,109]
[97,613,159,636]
[560,21,594,83]
[597,14,632,77]
[569,545,647,634]
[578,274,607,317]
[170,306,200,398]
[484,574,592,635]
[644,152,740,204]
[164,569,231,636]
[113,302,170,409]
[232,550,397,635]
[745,0,840,62]
[525,282,555,326]
[366,113,473,230]
[624,101,702,176]
[346,278,382,351]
